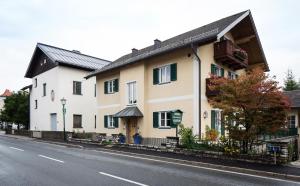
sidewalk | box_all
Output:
[2,134,300,181]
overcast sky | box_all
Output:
[0,0,299,92]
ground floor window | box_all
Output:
[73,114,82,128]
[211,110,223,135]
[153,111,176,129]
[288,115,296,128]
[104,115,119,128]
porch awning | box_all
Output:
[114,106,143,118]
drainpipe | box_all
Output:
[191,44,202,138]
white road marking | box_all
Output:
[95,150,300,185]
[9,147,24,151]
[38,155,64,163]
[99,172,148,186]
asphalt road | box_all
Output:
[0,135,299,186]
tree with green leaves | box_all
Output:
[0,91,29,130]
[283,69,300,91]
[209,68,290,153]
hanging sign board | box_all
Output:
[171,110,183,125]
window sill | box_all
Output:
[73,127,83,129]
[158,81,171,85]
[106,92,116,95]
[73,93,83,96]
[158,127,171,129]
[108,127,116,129]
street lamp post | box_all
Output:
[60,98,67,141]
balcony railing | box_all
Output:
[214,40,248,70]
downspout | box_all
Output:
[191,43,202,138]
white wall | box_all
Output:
[30,66,97,132]
[0,97,5,111]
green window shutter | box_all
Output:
[221,68,225,77]
[104,115,108,128]
[228,71,231,78]
[235,74,239,79]
[211,64,216,75]
[114,79,119,92]
[104,81,108,94]
[114,117,119,128]
[153,112,159,128]
[153,68,159,85]
[170,112,176,128]
[211,110,216,129]
[170,63,177,81]
[221,122,225,136]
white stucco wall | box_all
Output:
[0,97,5,111]
[30,66,97,132]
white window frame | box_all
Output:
[158,65,171,84]
[214,65,222,77]
[108,115,115,128]
[228,71,237,80]
[34,78,37,88]
[213,109,222,133]
[159,111,171,128]
[107,80,115,94]
[288,115,296,128]
[127,81,137,105]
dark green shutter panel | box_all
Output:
[211,64,216,75]
[153,112,159,128]
[170,112,176,128]
[114,117,119,128]
[104,81,108,94]
[114,79,119,92]
[170,63,177,81]
[228,71,231,78]
[221,68,224,77]
[104,115,108,128]
[221,112,225,135]
[153,68,159,85]
[211,110,216,129]
[235,74,239,79]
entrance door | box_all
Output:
[50,113,57,131]
[126,118,137,143]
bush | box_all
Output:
[178,124,196,149]
[205,126,219,141]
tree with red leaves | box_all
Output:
[209,68,290,153]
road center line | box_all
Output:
[9,147,24,151]
[38,155,64,163]
[99,172,148,186]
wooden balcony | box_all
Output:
[214,40,248,70]
[206,78,220,97]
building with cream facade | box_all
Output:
[87,10,269,144]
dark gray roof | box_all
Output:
[114,106,143,118]
[86,10,249,78]
[37,43,111,70]
[284,90,300,108]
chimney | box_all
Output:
[154,39,161,49]
[72,50,81,54]
[132,48,138,56]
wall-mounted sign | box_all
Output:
[171,110,183,125]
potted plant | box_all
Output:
[118,133,126,143]
[133,133,142,144]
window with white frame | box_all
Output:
[159,111,171,128]
[127,81,137,105]
[211,64,224,77]
[107,80,114,93]
[228,71,238,80]
[288,115,296,128]
[108,115,115,128]
[159,65,171,84]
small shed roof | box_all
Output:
[284,90,300,108]
[114,106,143,118]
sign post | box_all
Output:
[171,110,183,146]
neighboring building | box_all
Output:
[87,10,269,143]
[24,43,110,132]
[0,89,13,129]
[284,90,300,135]
[0,89,12,112]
